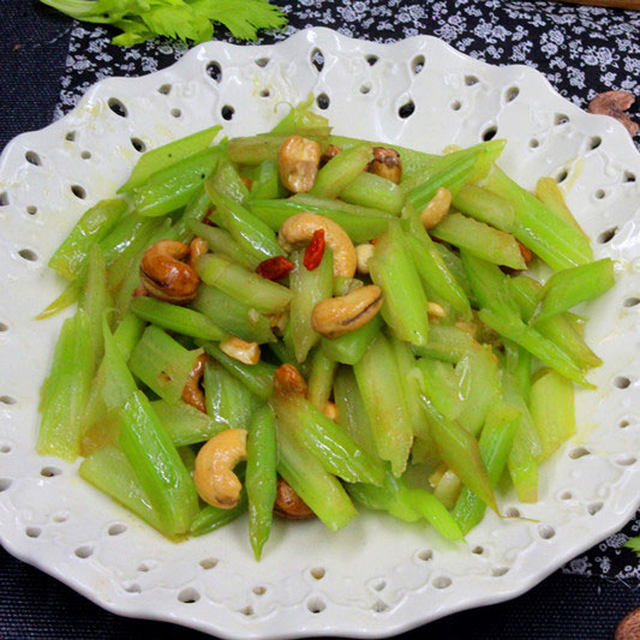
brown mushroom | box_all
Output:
[588,90,639,137]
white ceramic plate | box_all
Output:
[1,27,640,640]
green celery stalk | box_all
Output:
[308,347,338,410]
[535,259,615,322]
[434,243,476,306]
[369,221,429,346]
[333,276,363,297]
[246,405,278,560]
[174,184,211,242]
[35,280,82,320]
[128,325,203,403]
[431,213,526,270]
[535,314,602,370]
[202,342,276,400]
[452,402,519,534]
[340,172,405,215]
[49,198,129,279]
[191,285,274,344]
[289,248,334,362]
[227,134,290,165]
[131,297,226,341]
[535,177,590,241]
[119,126,222,193]
[188,220,257,270]
[310,143,372,198]
[208,159,250,203]
[452,184,516,232]
[196,253,292,314]
[504,340,532,402]
[530,368,576,460]
[247,160,285,200]
[190,491,248,536]
[320,314,383,365]
[509,274,542,322]
[415,357,463,420]
[411,324,480,364]
[271,96,331,137]
[353,332,413,476]
[150,399,226,446]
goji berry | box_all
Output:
[256,256,295,280]
[304,228,326,271]
[518,241,533,266]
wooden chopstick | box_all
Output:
[549,0,640,9]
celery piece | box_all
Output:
[37,310,94,461]
[320,314,382,365]
[273,393,385,485]
[190,492,248,536]
[333,366,378,458]
[504,340,532,402]
[509,274,542,322]
[197,253,292,314]
[191,285,274,344]
[478,308,592,388]
[276,417,357,532]
[151,399,226,446]
[432,213,526,270]
[119,390,199,535]
[348,471,420,522]
[114,308,146,354]
[415,357,463,421]
[246,405,278,560]
[420,398,497,513]
[353,333,413,476]
[271,96,331,137]
[452,402,519,534]
[432,469,462,510]
[228,134,296,165]
[535,177,590,240]
[35,280,82,320]
[535,258,615,322]
[174,184,211,242]
[249,196,392,243]
[129,326,203,403]
[131,297,226,341]
[333,276,363,297]
[412,324,480,363]
[484,166,593,270]
[405,216,472,320]
[434,243,476,306]
[206,185,280,263]
[535,314,602,370]
[247,160,285,201]
[340,172,405,215]
[310,143,372,198]
[308,347,338,410]
[369,221,429,346]
[132,148,221,217]
[408,486,464,541]
[208,159,250,203]
[452,184,516,232]
[49,198,129,280]
[79,445,164,534]
[289,248,334,362]
[530,368,576,460]
[203,359,261,429]
[119,126,222,193]
[188,221,257,270]
[202,342,276,400]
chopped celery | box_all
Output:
[310,143,372,198]
[151,399,226,446]
[340,172,404,215]
[307,347,338,410]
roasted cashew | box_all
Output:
[311,284,383,338]
[355,243,375,274]
[278,135,321,193]
[427,301,447,319]
[182,353,207,413]
[273,363,308,396]
[279,213,357,278]
[268,311,289,336]
[368,146,402,184]
[320,144,342,167]
[219,336,260,365]
[323,401,339,422]
[140,240,200,303]
[188,236,208,271]
[273,476,315,520]
[420,187,452,229]
[194,428,247,509]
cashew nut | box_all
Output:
[278,135,321,193]
[268,310,289,336]
[368,146,402,184]
[273,476,315,519]
[219,336,260,365]
[311,285,383,338]
[273,363,308,396]
[588,90,639,137]
[194,428,247,509]
[323,401,339,422]
[140,240,200,303]
[420,187,452,229]
[320,144,342,167]
[182,353,207,413]
[427,301,447,319]
[188,236,208,271]
[355,243,375,274]
[279,213,357,278]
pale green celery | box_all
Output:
[191,285,274,344]
[271,95,331,136]
[504,340,532,402]
[369,221,429,346]
[151,399,226,446]
[118,126,222,193]
[209,159,250,203]
[246,160,284,201]
[196,253,292,315]
[34,280,82,320]
[310,143,372,198]
[203,359,262,429]
[415,357,463,421]
[289,248,334,362]
[81,245,112,366]
[188,221,257,270]
[411,324,480,364]
[452,184,516,231]
[190,492,248,536]
[432,469,462,510]
[431,213,526,270]
[535,177,590,241]
[434,243,476,306]
[333,276,363,297]
[128,325,203,403]
[308,347,338,410]
[535,314,602,370]
[509,274,542,322]
[320,314,382,365]
[340,172,405,215]
[353,332,413,476]
[202,342,276,400]
[530,368,576,460]
[79,445,165,534]
[333,366,378,458]
[112,311,145,358]
[119,391,199,535]
[227,134,288,165]
[174,185,211,242]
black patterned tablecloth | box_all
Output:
[2,1,640,638]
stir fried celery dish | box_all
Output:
[36,99,615,559]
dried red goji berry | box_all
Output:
[241,176,253,190]
[518,241,533,266]
[370,237,378,245]
[304,228,326,271]
[256,256,295,281]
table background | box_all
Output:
[2,1,640,638]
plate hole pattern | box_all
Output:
[107,98,128,118]
[75,545,93,559]
[316,93,330,110]
[624,170,636,183]
[505,507,520,518]
[253,586,266,596]
[26,206,37,215]
[18,249,38,262]
[206,61,222,83]
[178,588,200,604]
[0,443,11,453]
[538,525,556,540]
[221,105,234,121]
[417,549,433,562]
[310,567,325,580]
[451,99,462,111]
[25,526,41,538]
[81,150,92,160]
[560,491,573,500]
[505,86,519,102]
[0,478,12,492]
[71,185,87,200]
[360,83,371,95]
[614,376,631,389]
[0,396,16,405]
[239,605,254,616]
[372,579,386,592]
[311,48,324,73]
[398,100,415,119]
[529,138,540,148]
[569,446,591,459]
[555,113,570,125]
[464,74,479,86]
[131,138,146,153]
[411,54,425,74]
[372,600,389,613]
[0,322,7,332]
[171,108,182,118]
[555,168,568,183]
[366,54,379,66]
[432,576,452,589]
[472,546,484,555]
[491,567,509,577]
[158,84,172,95]
[108,523,127,536]
[306,597,326,613]
[199,557,218,570]
[588,502,604,515]
[482,125,498,141]
[623,297,640,308]
[40,466,62,478]
[25,151,41,166]
[588,135,602,150]
[597,226,617,244]
[124,582,141,594]
[616,454,637,466]
[255,57,270,68]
